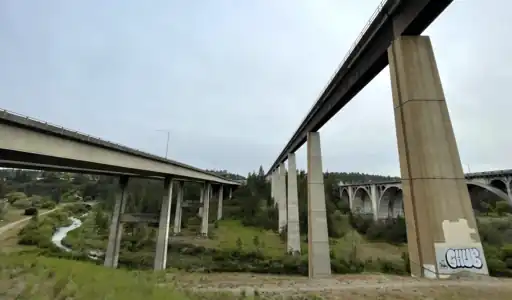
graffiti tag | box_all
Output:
[444,248,483,269]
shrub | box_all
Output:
[41,200,57,209]
[11,198,32,209]
[24,207,39,216]
[5,192,27,204]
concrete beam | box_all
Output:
[0,110,240,185]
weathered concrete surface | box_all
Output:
[277,163,287,232]
[104,176,129,268]
[306,132,331,278]
[154,178,173,271]
[388,35,487,278]
[286,153,301,254]
[200,183,211,236]
[173,181,184,234]
[0,110,240,185]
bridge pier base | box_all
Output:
[287,153,301,254]
[173,181,184,234]
[154,178,173,271]
[307,132,331,278]
[278,163,287,233]
[104,175,129,268]
[200,182,211,237]
[388,35,488,278]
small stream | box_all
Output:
[51,213,104,260]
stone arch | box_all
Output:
[353,187,372,215]
[466,182,511,207]
[340,187,350,208]
[378,185,404,219]
[490,179,508,195]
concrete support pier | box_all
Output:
[217,185,224,220]
[306,132,331,278]
[271,171,276,201]
[154,177,173,270]
[173,181,184,234]
[104,175,129,268]
[388,35,488,278]
[200,182,211,237]
[287,153,301,254]
[278,163,287,233]
[198,184,204,218]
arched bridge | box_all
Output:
[339,169,512,220]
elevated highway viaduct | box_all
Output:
[265,0,494,279]
[0,109,240,270]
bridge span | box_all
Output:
[266,0,495,279]
[338,170,512,220]
[0,108,239,271]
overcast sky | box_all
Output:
[0,1,510,177]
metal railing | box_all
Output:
[297,0,388,127]
[0,108,236,182]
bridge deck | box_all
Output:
[267,0,453,176]
[0,109,239,185]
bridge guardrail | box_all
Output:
[0,108,236,183]
[299,0,388,126]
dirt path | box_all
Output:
[0,208,59,237]
[166,272,512,299]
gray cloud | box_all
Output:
[0,0,510,177]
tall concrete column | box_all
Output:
[370,184,379,221]
[306,132,331,278]
[287,153,301,254]
[200,182,211,237]
[154,178,174,271]
[104,175,129,268]
[271,171,276,200]
[217,185,224,220]
[198,184,204,218]
[229,186,232,199]
[278,163,287,233]
[348,186,354,210]
[173,181,184,234]
[388,35,488,278]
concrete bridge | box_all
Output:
[338,170,512,220]
[265,0,496,280]
[0,109,239,271]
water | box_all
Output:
[50,213,104,259]
[51,216,83,252]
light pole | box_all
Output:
[156,129,170,158]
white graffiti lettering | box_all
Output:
[445,248,483,269]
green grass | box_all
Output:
[206,220,286,257]
[0,253,239,300]
[185,220,405,262]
